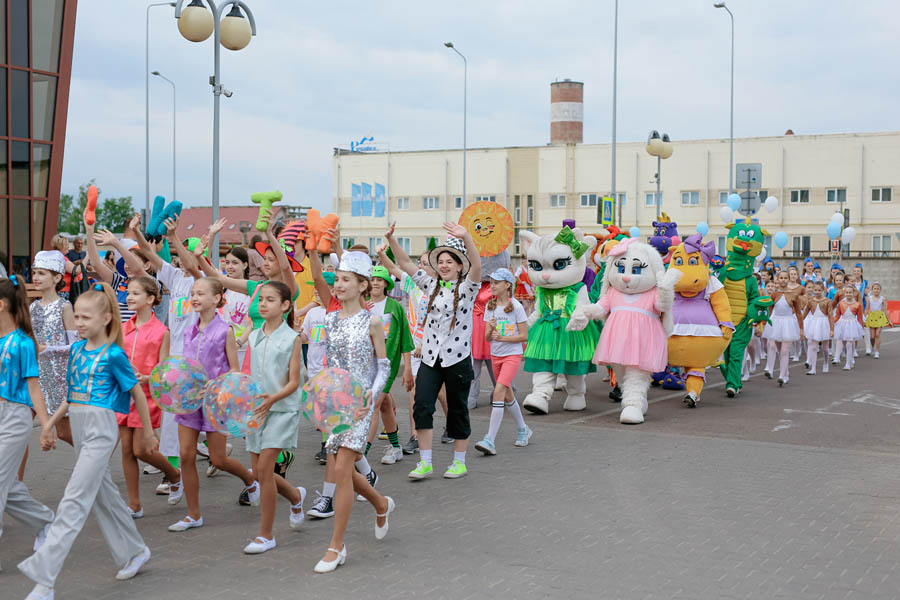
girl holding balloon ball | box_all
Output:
[243,281,306,554]
[168,277,261,534]
[117,276,181,518]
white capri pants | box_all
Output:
[18,403,146,587]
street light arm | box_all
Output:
[175,0,256,35]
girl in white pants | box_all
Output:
[0,276,54,572]
[18,283,155,600]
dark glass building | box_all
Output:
[2,0,77,275]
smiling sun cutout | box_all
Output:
[458,201,514,257]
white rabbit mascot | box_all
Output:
[521,226,599,414]
[567,238,680,424]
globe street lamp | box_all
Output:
[174,0,257,262]
[646,130,673,218]
[714,1,735,194]
[444,42,467,207]
[152,71,177,205]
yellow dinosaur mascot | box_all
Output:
[667,233,734,408]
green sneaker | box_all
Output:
[443,459,468,479]
[408,461,433,480]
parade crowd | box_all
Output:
[0,202,892,599]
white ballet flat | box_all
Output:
[375,496,395,540]
[314,545,347,573]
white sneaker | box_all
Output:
[168,516,203,532]
[167,471,184,505]
[206,443,233,477]
[289,487,307,530]
[854,350,859,358]
[874,351,880,359]
[25,584,54,600]
[243,536,276,554]
[196,441,209,459]
[381,446,403,465]
[116,546,151,580]
[128,507,144,519]
[741,372,750,382]
[243,481,260,507]
[142,464,161,475]
[866,349,872,356]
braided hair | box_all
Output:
[486,281,515,314]
[424,251,464,332]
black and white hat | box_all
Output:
[428,236,470,277]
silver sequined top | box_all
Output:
[29,298,69,413]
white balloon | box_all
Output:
[830,212,844,226]
[841,226,856,244]
[719,206,733,223]
[764,196,778,213]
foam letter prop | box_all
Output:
[251,190,283,231]
[85,185,99,225]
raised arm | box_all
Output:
[83,219,114,283]
[384,222,417,277]
[262,209,298,299]
[94,229,151,278]
[307,243,333,307]
[376,243,405,281]
[129,215,165,271]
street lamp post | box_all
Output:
[444,42,467,207]
[610,0,619,226]
[146,2,176,223]
[151,71,176,204]
[714,2,734,194]
[174,0,257,262]
[646,131,673,218]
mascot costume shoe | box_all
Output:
[666,234,734,408]
[569,238,680,424]
[521,226,599,414]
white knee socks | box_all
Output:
[807,341,819,374]
[506,399,527,430]
[486,402,505,442]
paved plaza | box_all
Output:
[4,331,900,599]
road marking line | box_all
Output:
[772,419,793,432]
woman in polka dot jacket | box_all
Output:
[385,221,482,480]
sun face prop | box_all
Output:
[458,201,514,257]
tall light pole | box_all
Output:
[174,0,257,262]
[714,2,734,194]
[646,131,673,218]
[152,71,177,204]
[146,2,176,222]
[610,0,619,226]
[444,42,467,207]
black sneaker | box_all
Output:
[609,386,622,403]
[274,451,294,478]
[440,429,453,444]
[314,444,327,465]
[238,487,251,506]
[402,436,419,455]
[306,493,335,518]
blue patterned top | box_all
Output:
[0,329,40,407]
[67,340,138,414]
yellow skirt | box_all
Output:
[865,310,889,328]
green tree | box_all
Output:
[97,196,135,232]
[57,192,76,234]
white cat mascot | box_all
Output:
[521,226,599,414]
[567,238,680,424]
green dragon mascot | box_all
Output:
[717,217,773,397]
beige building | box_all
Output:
[333,130,899,262]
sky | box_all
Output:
[61,0,900,214]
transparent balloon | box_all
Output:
[203,372,264,437]
[149,356,208,414]
[301,368,369,436]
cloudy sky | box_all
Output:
[61,0,900,213]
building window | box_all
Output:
[454,196,463,209]
[615,192,626,208]
[514,229,520,256]
[717,236,727,256]
[527,195,534,225]
[645,192,662,208]
[719,191,729,205]
[826,188,846,204]
[368,237,380,253]
[790,189,810,204]
[475,195,496,202]
[872,187,892,203]
[792,236,811,254]
[397,237,411,254]
[396,197,409,210]
[550,194,566,208]
[872,235,892,255]
[580,193,598,207]
[423,196,440,210]
[681,191,700,206]
[514,195,521,224]
[342,237,356,249]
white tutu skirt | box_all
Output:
[803,313,831,342]
[833,317,865,341]
[767,315,802,342]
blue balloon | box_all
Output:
[727,193,742,211]
[826,221,841,240]
[629,226,641,238]
[773,231,789,249]
[696,221,710,236]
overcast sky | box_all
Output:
[61,0,900,213]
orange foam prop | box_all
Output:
[85,185,99,225]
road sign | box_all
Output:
[739,191,761,216]
[736,163,762,190]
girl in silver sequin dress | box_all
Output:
[315,251,395,574]
[30,250,77,445]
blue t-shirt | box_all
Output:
[67,340,138,414]
[0,329,40,407]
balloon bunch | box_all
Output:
[826,212,855,244]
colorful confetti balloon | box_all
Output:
[301,367,368,436]
[149,356,208,414]
[203,372,264,437]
